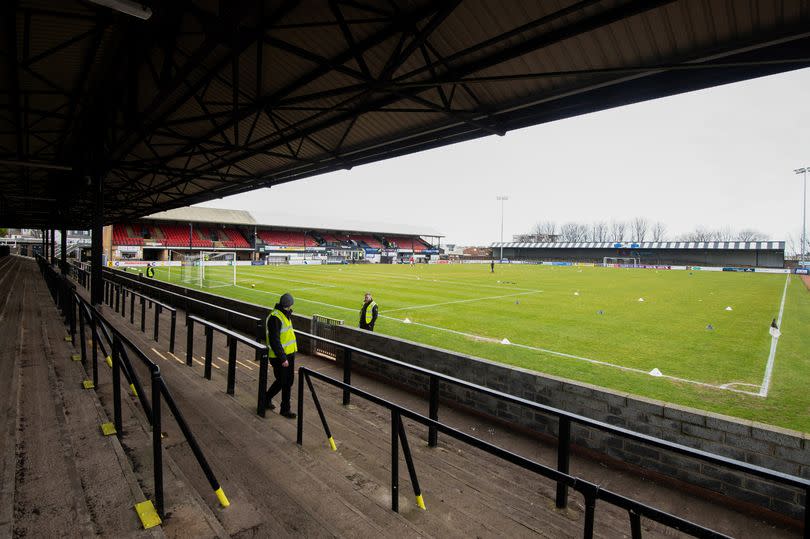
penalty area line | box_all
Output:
[384,290,543,313]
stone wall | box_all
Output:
[323,321,808,521]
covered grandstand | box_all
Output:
[491,240,786,268]
[108,207,441,265]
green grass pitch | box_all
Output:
[153,263,810,432]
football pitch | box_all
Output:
[153,263,810,432]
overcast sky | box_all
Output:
[201,67,810,249]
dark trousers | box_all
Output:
[266,354,295,412]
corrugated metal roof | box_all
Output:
[491,241,786,251]
[2,1,809,228]
[143,207,256,225]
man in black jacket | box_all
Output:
[265,292,297,418]
[359,292,378,331]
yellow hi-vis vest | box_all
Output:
[363,301,377,324]
[267,309,297,358]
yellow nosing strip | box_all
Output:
[71,354,81,361]
[134,500,162,529]
[328,436,337,451]
[415,494,426,510]
[100,422,117,436]
[215,487,230,508]
[82,380,95,390]
[105,355,112,368]
[64,335,73,342]
[130,383,138,397]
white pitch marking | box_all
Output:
[383,315,759,395]
[236,269,336,288]
[384,291,542,313]
[758,274,790,397]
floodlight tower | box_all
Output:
[497,195,509,261]
[795,167,807,268]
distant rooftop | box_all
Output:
[143,207,256,226]
[142,207,442,237]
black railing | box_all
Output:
[295,330,810,535]
[104,280,177,353]
[38,259,230,517]
[298,367,731,539]
[186,315,270,417]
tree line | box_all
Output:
[531,219,768,243]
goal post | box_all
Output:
[200,251,237,289]
[603,257,639,267]
[167,250,236,288]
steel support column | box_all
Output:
[50,228,56,265]
[60,227,67,274]
[90,174,104,305]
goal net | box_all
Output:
[169,250,236,288]
[603,257,639,267]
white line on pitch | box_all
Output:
[237,268,336,288]
[235,282,755,396]
[758,274,790,397]
[382,316,758,395]
[357,271,542,292]
[385,291,543,313]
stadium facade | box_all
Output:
[107,207,441,265]
[491,241,786,268]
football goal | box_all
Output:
[603,257,639,267]
[169,250,236,288]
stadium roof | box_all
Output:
[492,241,786,251]
[2,1,809,229]
[143,207,256,226]
[140,206,441,237]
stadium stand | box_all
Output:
[112,225,143,246]
[352,235,383,248]
[257,230,316,247]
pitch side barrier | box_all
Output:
[295,329,810,536]
[185,315,271,417]
[37,258,230,519]
[298,367,733,539]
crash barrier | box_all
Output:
[101,279,177,353]
[299,367,731,539]
[295,331,810,537]
[37,259,229,518]
[38,255,78,341]
[101,266,264,340]
[310,314,343,360]
[185,315,270,416]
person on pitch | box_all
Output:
[359,292,378,332]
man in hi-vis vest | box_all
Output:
[359,292,378,331]
[266,293,297,418]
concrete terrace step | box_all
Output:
[78,274,799,538]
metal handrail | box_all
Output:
[103,280,177,352]
[37,259,229,517]
[298,367,732,539]
[293,329,810,523]
[186,314,270,416]
[103,267,262,338]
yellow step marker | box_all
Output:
[415,494,426,510]
[100,422,117,436]
[134,500,162,529]
[64,335,73,342]
[130,383,138,397]
[82,380,95,390]
[328,436,337,452]
[105,355,112,368]
[71,354,81,361]
[215,487,230,508]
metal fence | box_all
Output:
[311,314,344,360]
